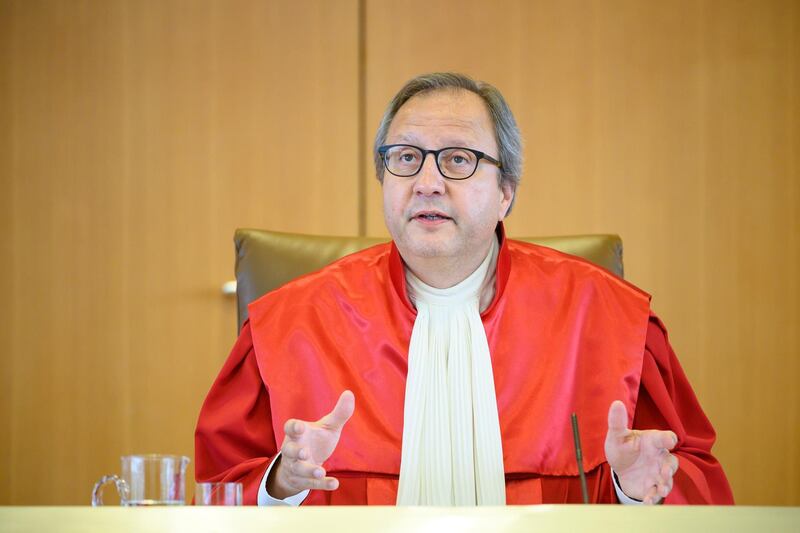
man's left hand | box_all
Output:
[604,400,679,504]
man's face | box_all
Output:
[382,90,514,266]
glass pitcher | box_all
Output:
[92,454,190,506]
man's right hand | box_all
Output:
[266,390,356,500]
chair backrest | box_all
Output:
[234,229,624,331]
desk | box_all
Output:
[1,505,797,532]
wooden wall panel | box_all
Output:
[700,0,799,504]
[365,0,799,505]
[0,0,13,500]
[0,0,359,504]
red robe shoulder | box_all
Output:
[195,239,733,505]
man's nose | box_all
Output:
[412,153,446,196]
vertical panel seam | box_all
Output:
[357,0,367,236]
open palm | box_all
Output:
[604,400,679,504]
[268,390,355,499]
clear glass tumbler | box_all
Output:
[194,482,243,506]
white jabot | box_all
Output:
[396,236,506,506]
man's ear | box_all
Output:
[499,180,515,219]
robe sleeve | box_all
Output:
[194,320,277,505]
[542,313,734,505]
[633,312,735,504]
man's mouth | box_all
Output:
[412,211,452,222]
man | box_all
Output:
[195,73,733,506]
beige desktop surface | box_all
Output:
[1,505,798,533]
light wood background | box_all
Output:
[1,0,797,506]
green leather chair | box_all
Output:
[233,229,624,331]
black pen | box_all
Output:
[571,412,590,504]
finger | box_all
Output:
[290,459,326,480]
[660,455,679,479]
[669,454,679,475]
[658,475,673,498]
[642,484,660,505]
[659,460,672,480]
[607,400,629,438]
[658,430,678,450]
[281,441,306,461]
[285,475,340,492]
[321,390,356,430]
[284,419,306,440]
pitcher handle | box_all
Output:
[92,474,129,506]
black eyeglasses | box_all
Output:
[378,144,502,180]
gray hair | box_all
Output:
[373,72,523,210]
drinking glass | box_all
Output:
[194,482,243,506]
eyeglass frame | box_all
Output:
[377,144,503,181]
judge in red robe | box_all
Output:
[195,73,733,506]
[195,227,733,505]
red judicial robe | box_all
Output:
[195,229,734,506]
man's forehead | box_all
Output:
[387,90,495,146]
